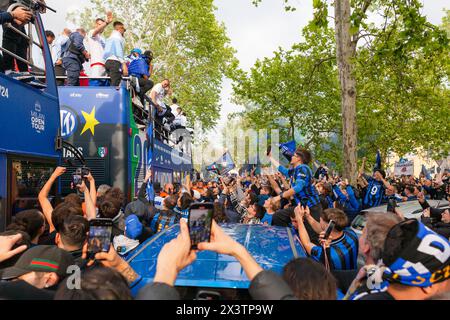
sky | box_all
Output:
[42,0,448,146]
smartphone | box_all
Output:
[323,220,336,240]
[88,218,113,255]
[188,203,214,250]
[387,198,397,213]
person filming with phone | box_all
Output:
[294,206,358,271]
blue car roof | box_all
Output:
[127,223,306,293]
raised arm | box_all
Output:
[38,166,66,232]
[79,181,96,221]
[358,157,366,177]
[85,173,97,207]
[346,185,361,211]
[303,205,322,234]
[267,175,282,195]
[294,205,315,255]
[138,169,152,205]
[91,11,112,37]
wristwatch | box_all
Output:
[279,191,284,199]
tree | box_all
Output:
[69,0,238,130]
[442,9,450,38]
[250,0,449,181]
[231,26,344,169]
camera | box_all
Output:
[72,167,90,188]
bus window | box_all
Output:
[30,24,46,76]
[10,159,56,218]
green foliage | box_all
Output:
[68,0,238,130]
[239,0,450,171]
[442,9,450,38]
[231,26,343,168]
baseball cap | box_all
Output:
[131,48,142,55]
[125,214,143,240]
[382,219,450,287]
[0,246,75,280]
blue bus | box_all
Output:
[57,85,193,199]
[0,3,193,230]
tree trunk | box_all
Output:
[289,116,296,141]
[334,0,358,184]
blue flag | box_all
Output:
[219,151,236,175]
[145,107,155,202]
[374,150,382,171]
[207,151,235,175]
[279,140,296,161]
[421,165,432,180]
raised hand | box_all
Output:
[106,11,113,24]
[52,166,67,178]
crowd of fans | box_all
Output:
[0,144,449,300]
[0,2,449,302]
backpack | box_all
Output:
[150,211,178,234]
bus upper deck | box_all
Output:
[0,2,193,231]
[57,83,193,200]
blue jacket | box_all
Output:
[63,32,86,63]
[128,55,150,78]
[333,185,361,217]
[278,164,320,208]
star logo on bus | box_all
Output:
[81,106,100,136]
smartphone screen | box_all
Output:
[88,219,113,254]
[188,203,214,249]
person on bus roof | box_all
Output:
[103,21,128,88]
[0,3,32,74]
[149,79,175,141]
[52,28,71,86]
[127,48,154,106]
[62,28,90,86]
[86,11,113,86]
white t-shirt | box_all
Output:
[86,30,106,76]
[174,114,187,127]
[170,103,179,114]
[150,83,167,109]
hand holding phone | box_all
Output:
[188,203,214,250]
[387,198,398,213]
[88,218,113,255]
[323,220,336,240]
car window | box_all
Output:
[351,214,367,231]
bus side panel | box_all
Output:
[0,75,60,159]
[58,87,129,194]
[0,154,6,231]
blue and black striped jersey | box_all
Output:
[279,164,320,208]
[310,228,359,270]
[362,176,386,209]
